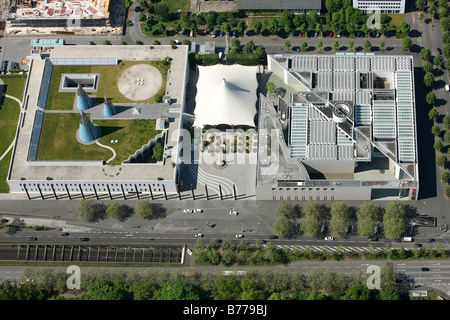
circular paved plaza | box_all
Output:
[118,64,162,101]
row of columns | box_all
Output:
[22,183,238,201]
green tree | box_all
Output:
[445,130,450,144]
[77,199,103,222]
[416,0,425,11]
[84,279,130,300]
[317,41,323,49]
[445,185,450,198]
[237,21,247,36]
[437,155,448,168]
[273,214,292,238]
[131,282,158,300]
[267,19,279,35]
[420,48,432,62]
[432,124,441,136]
[434,139,444,152]
[300,200,321,236]
[424,72,435,87]
[428,108,439,122]
[266,81,275,95]
[383,200,406,239]
[212,278,241,300]
[426,91,436,105]
[252,20,262,34]
[444,115,450,130]
[332,40,339,50]
[285,40,291,48]
[330,202,350,236]
[400,22,410,33]
[356,202,378,237]
[301,41,308,51]
[364,40,372,50]
[423,60,434,73]
[402,37,412,51]
[348,40,354,49]
[106,201,129,221]
[276,200,295,218]
[156,280,200,300]
[434,55,444,67]
[134,199,154,218]
[152,142,164,161]
[239,279,264,300]
[441,171,450,184]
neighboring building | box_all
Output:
[256,53,419,201]
[237,0,321,14]
[352,0,406,14]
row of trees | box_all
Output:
[193,234,447,267]
[273,200,410,239]
[421,0,450,198]
[77,198,158,222]
[3,266,406,300]
[137,0,406,39]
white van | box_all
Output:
[445,84,449,92]
[402,237,413,242]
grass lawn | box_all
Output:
[45,60,170,111]
[36,113,161,165]
[0,74,26,193]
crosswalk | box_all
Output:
[272,244,385,253]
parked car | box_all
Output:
[194,233,204,238]
[427,238,435,242]
[292,46,300,52]
[445,84,449,92]
[194,209,203,213]
[0,218,9,223]
[235,234,243,238]
[229,210,238,216]
[212,30,216,38]
[183,209,192,214]
[324,236,334,241]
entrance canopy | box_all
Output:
[193,64,258,127]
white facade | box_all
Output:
[352,0,405,13]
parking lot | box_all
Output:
[0,244,184,264]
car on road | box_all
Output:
[324,236,334,241]
[269,235,278,239]
[421,268,429,271]
[183,209,192,214]
[402,237,413,242]
[229,210,238,216]
[427,238,435,242]
[59,232,69,236]
[368,237,378,241]
[194,209,203,213]
[235,234,244,238]
[27,236,37,241]
[194,233,204,238]
[415,244,423,247]
[79,237,89,241]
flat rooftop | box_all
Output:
[8,45,189,183]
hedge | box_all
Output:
[225,53,260,66]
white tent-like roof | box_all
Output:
[193,64,258,127]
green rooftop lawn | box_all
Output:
[0,74,27,193]
[45,60,169,111]
[36,113,161,165]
